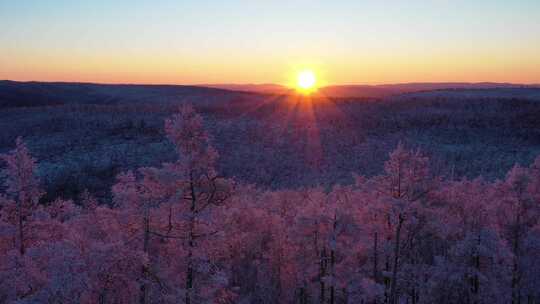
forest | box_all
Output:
[2,82,540,204]
[1,103,540,304]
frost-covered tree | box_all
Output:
[0,137,43,255]
[164,105,234,304]
[495,162,540,303]
[371,143,437,304]
[111,105,233,304]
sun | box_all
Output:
[297,70,317,92]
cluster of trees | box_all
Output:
[1,105,540,303]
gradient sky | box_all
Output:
[1,0,539,85]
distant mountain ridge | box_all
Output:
[0,80,242,108]
[204,82,540,98]
[1,80,540,109]
[201,83,291,95]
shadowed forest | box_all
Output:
[2,81,540,201]
[1,82,540,303]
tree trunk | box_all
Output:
[410,237,418,304]
[299,286,308,304]
[330,247,335,304]
[139,211,150,304]
[512,205,522,304]
[384,252,390,303]
[320,247,327,304]
[512,245,521,304]
[186,174,197,304]
[18,201,25,255]
[186,207,195,304]
[373,232,379,282]
[167,204,173,235]
[384,213,393,304]
[330,217,337,304]
[276,247,283,301]
[389,214,404,304]
[342,287,348,304]
[471,234,480,304]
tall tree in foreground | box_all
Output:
[374,143,434,304]
[0,137,43,255]
[111,170,157,304]
[112,105,234,303]
[496,163,540,304]
[164,104,234,304]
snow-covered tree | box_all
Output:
[0,137,44,255]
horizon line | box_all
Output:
[2,79,540,88]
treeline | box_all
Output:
[1,105,540,303]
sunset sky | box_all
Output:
[1,0,539,85]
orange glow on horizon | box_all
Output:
[1,2,539,86]
[1,51,539,86]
